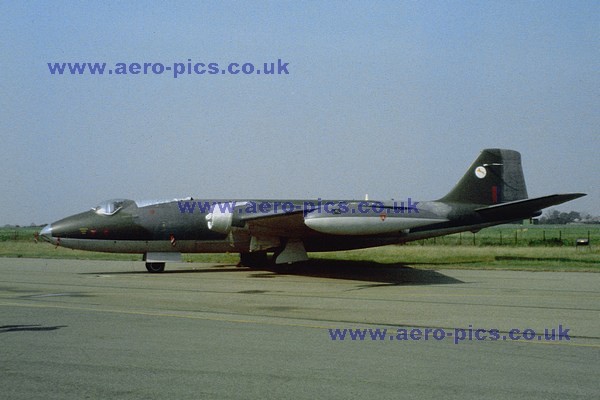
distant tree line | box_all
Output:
[539,210,600,225]
[2,223,42,228]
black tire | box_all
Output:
[145,262,165,273]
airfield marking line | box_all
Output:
[1,300,599,349]
[0,281,600,312]
[0,300,338,330]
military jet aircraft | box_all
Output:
[39,149,585,272]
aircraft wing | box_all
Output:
[232,201,444,237]
[203,202,314,238]
[238,209,312,238]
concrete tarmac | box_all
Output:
[1,258,599,399]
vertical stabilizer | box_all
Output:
[439,149,528,205]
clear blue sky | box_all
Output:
[1,1,598,225]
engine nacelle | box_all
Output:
[304,214,446,235]
[205,203,234,234]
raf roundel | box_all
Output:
[474,166,487,179]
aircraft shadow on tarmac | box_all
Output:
[85,259,464,286]
[251,259,464,286]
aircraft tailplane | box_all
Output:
[474,193,586,221]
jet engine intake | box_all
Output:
[205,202,234,234]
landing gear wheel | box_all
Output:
[145,262,165,273]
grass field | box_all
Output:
[1,225,598,272]
[416,224,600,247]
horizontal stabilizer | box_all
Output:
[475,193,586,220]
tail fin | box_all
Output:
[439,149,528,205]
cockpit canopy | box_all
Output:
[91,197,190,216]
[93,199,129,215]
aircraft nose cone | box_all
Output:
[39,224,53,242]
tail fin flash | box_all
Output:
[440,149,528,205]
